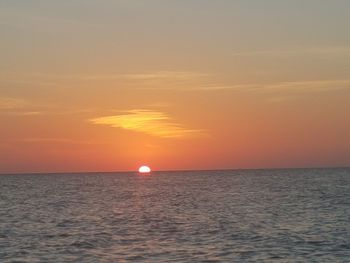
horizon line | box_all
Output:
[0,165,349,176]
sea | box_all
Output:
[0,168,349,262]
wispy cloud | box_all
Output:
[192,80,350,93]
[14,138,96,145]
[0,7,99,30]
[0,71,209,90]
[0,97,27,110]
[5,111,43,116]
[0,96,106,117]
[90,109,204,138]
[261,80,350,93]
[3,71,348,95]
[232,46,350,57]
[119,71,208,80]
[0,97,48,116]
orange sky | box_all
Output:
[1,1,350,173]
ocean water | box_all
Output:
[0,168,349,262]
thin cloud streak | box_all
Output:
[0,97,27,110]
[10,138,97,145]
[4,111,43,116]
[1,71,208,81]
[190,80,350,93]
[0,7,99,29]
[119,71,209,80]
[3,71,348,95]
[232,46,350,57]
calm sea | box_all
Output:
[0,168,349,262]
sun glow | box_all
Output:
[138,165,151,174]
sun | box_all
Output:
[138,165,151,174]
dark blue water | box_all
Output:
[0,168,349,262]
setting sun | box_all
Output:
[138,165,151,174]
[1,1,349,262]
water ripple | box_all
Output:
[0,168,349,262]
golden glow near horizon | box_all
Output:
[0,1,350,173]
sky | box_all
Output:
[0,0,350,173]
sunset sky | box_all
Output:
[1,0,349,173]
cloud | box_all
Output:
[90,109,204,138]
[0,97,49,116]
[119,71,208,80]
[5,111,43,116]
[261,80,350,93]
[1,71,207,81]
[232,46,350,57]
[0,7,99,30]
[191,80,350,93]
[13,138,96,145]
[0,97,27,110]
[0,71,209,90]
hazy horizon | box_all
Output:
[1,166,349,176]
